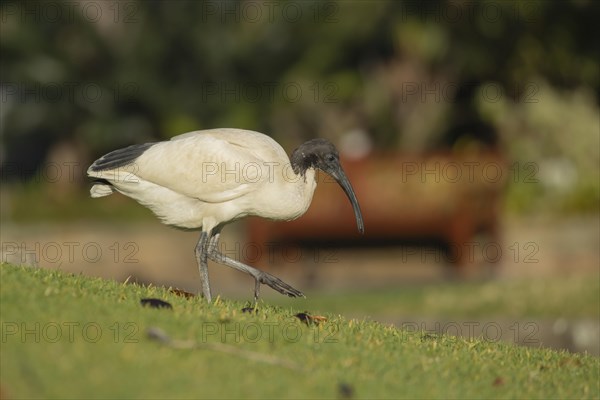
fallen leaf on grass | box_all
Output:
[140,298,173,309]
[420,333,438,341]
[338,382,355,399]
[295,312,328,325]
[169,288,196,299]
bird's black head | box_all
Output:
[291,139,364,234]
[290,138,340,176]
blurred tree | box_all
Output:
[1,0,598,212]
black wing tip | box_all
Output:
[90,142,155,172]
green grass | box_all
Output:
[1,264,598,399]
[269,274,600,319]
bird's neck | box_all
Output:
[287,168,318,220]
[258,168,317,222]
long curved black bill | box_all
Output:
[326,165,365,234]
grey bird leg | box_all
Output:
[207,232,304,303]
[195,231,212,303]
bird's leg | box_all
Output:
[254,280,261,304]
[207,233,304,302]
[194,231,212,303]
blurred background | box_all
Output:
[1,1,598,354]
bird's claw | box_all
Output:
[256,271,304,298]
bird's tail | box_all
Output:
[90,180,114,198]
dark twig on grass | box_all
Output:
[146,327,302,371]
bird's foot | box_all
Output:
[254,271,304,299]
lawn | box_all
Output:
[269,273,600,319]
[1,263,598,399]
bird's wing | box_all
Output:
[130,130,283,203]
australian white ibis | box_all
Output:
[87,128,364,303]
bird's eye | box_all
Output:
[325,154,336,162]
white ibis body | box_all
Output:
[87,128,364,303]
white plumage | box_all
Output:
[88,128,363,303]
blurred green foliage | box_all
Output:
[1,0,598,216]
